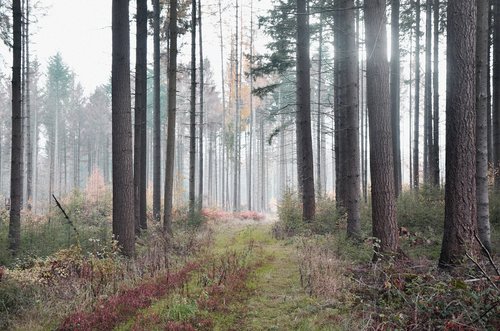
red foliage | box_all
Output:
[58,262,199,331]
[165,321,196,331]
[236,210,265,221]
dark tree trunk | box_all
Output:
[424,0,433,185]
[198,0,204,210]
[112,0,135,257]
[233,0,241,212]
[439,0,477,269]
[336,0,360,238]
[391,0,401,196]
[494,0,500,189]
[134,0,148,233]
[476,0,491,253]
[25,0,32,209]
[296,0,315,221]
[432,0,440,186]
[164,0,178,235]
[189,0,197,216]
[9,0,23,255]
[413,0,421,190]
[152,0,161,222]
[364,0,399,258]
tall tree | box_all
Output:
[164,0,178,234]
[112,0,135,256]
[494,0,500,189]
[391,0,401,196]
[335,0,360,238]
[188,0,197,216]
[24,0,33,209]
[134,0,148,233]
[413,0,421,190]
[439,0,477,269]
[364,0,399,258]
[432,0,439,186]
[233,0,241,212]
[296,0,315,221]
[476,0,491,253]
[198,0,204,210]
[152,0,161,222]
[9,0,22,255]
[424,0,433,184]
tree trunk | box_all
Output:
[134,0,148,233]
[233,0,241,212]
[188,0,197,216]
[432,0,440,186]
[424,0,433,185]
[112,0,135,257]
[391,0,401,197]
[9,0,23,255]
[25,0,32,209]
[494,0,500,189]
[413,0,421,190]
[152,0,161,222]
[336,0,360,238]
[476,0,491,253]
[316,6,323,198]
[439,0,477,269]
[164,0,178,235]
[364,0,399,258]
[198,0,204,210]
[296,0,315,221]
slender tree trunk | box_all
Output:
[152,0,161,222]
[25,0,32,209]
[189,0,197,216]
[413,0,421,190]
[316,7,323,198]
[391,0,401,196]
[233,0,241,212]
[439,0,477,269]
[134,0,148,233]
[248,0,254,210]
[432,0,440,186]
[424,0,433,185]
[112,0,135,256]
[198,0,204,210]
[476,0,492,253]
[164,0,178,235]
[494,0,500,189]
[9,0,23,255]
[296,0,315,221]
[364,0,399,258]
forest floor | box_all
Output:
[114,216,356,330]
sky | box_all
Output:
[0,0,273,95]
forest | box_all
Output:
[0,0,499,329]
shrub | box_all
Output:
[0,278,35,329]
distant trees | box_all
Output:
[111,0,135,256]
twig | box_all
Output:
[470,300,500,326]
[52,194,80,238]
[465,252,499,292]
[474,233,500,276]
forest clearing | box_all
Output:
[1,0,500,329]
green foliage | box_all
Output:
[397,186,445,231]
[275,191,346,238]
[0,278,35,329]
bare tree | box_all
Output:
[391,0,401,196]
[152,0,161,222]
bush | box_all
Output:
[274,191,345,237]
[0,278,35,329]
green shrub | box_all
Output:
[0,279,35,329]
[397,186,445,231]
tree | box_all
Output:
[296,0,315,221]
[364,0,399,257]
[439,0,477,269]
[413,0,421,190]
[164,0,178,234]
[424,0,433,185]
[134,0,148,233]
[112,0,135,256]
[431,0,440,186]
[198,0,204,210]
[335,0,360,238]
[188,0,197,216]
[477,0,491,253]
[9,0,22,255]
[152,0,161,222]
[494,0,500,189]
[391,0,401,197]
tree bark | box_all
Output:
[134,0,148,233]
[296,0,315,221]
[9,0,23,255]
[391,0,401,196]
[424,0,433,185]
[413,0,421,190]
[476,0,492,253]
[164,0,178,235]
[364,0,399,258]
[112,0,135,256]
[432,0,440,186]
[494,0,500,189]
[439,0,477,269]
[198,0,204,211]
[189,0,197,216]
[152,0,161,222]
